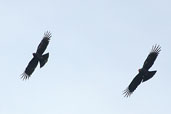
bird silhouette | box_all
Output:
[123,44,161,97]
[21,31,51,80]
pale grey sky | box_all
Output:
[0,0,171,114]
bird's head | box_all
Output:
[32,53,36,57]
[138,69,142,72]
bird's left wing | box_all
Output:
[142,45,161,70]
[21,57,39,80]
[123,73,143,97]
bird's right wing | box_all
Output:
[21,57,38,80]
[123,73,143,97]
[143,45,161,70]
[36,31,51,55]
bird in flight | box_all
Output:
[123,44,161,97]
[21,31,51,80]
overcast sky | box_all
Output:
[0,0,171,114]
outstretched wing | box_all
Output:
[143,44,161,70]
[36,31,51,55]
[123,73,143,97]
[21,57,38,80]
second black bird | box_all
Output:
[123,44,161,97]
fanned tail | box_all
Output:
[142,70,156,82]
[39,53,49,68]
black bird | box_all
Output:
[21,31,51,80]
[123,44,161,97]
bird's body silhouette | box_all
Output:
[123,45,161,97]
[21,31,51,80]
